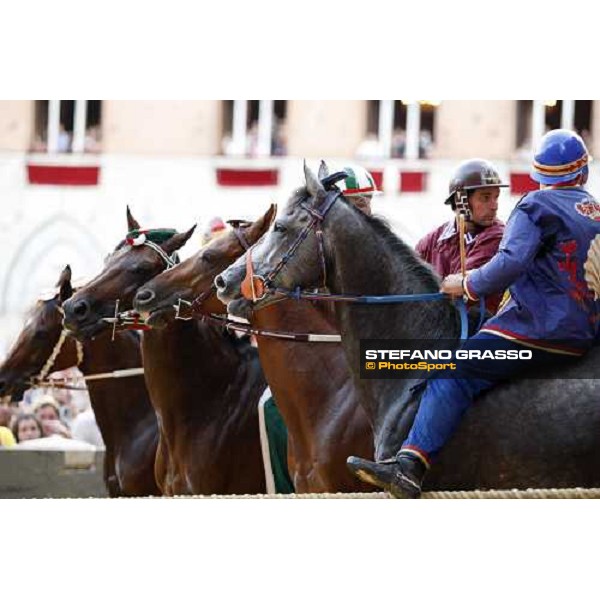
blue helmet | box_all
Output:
[531,129,590,185]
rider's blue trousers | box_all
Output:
[400,332,576,467]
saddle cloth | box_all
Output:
[257,389,294,494]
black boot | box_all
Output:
[389,453,426,499]
[346,455,398,489]
[346,453,427,499]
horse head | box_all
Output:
[216,162,346,318]
[0,265,81,401]
[132,204,276,328]
[63,207,195,339]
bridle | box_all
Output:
[102,230,181,335]
[239,174,480,341]
[125,233,179,270]
[174,224,253,320]
[28,299,145,391]
[29,303,84,387]
[241,181,344,303]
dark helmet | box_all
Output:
[531,129,590,185]
[444,159,508,206]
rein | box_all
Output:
[200,313,342,343]
[31,367,145,391]
[30,315,85,387]
[29,311,145,390]
[169,298,341,343]
[240,183,476,340]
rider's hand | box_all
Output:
[441,273,465,298]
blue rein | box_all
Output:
[274,287,487,341]
[261,181,486,342]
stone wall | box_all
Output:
[0,450,107,498]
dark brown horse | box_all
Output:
[0,266,160,497]
[133,206,374,493]
[62,209,267,495]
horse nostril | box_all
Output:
[135,288,155,306]
[72,299,90,320]
[214,274,227,292]
[0,379,5,395]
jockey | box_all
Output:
[349,129,600,498]
[416,159,507,313]
[331,163,381,216]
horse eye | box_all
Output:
[273,222,287,233]
[202,251,215,264]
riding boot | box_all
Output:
[389,453,426,499]
[346,455,398,489]
[346,453,427,499]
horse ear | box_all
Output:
[126,205,141,232]
[161,225,197,255]
[318,160,329,181]
[57,265,73,303]
[243,203,277,246]
[304,161,325,199]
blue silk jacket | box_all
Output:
[465,186,600,354]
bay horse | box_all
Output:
[62,209,267,495]
[216,163,600,492]
[0,265,160,497]
[132,205,374,493]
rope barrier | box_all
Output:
[127,487,600,500]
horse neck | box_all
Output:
[252,300,342,440]
[79,330,152,441]
[142,320,262,432]
[254,299,337,334]
[324,207,460,429]
[326,209,458,338]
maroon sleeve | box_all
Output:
[415,231,435,263]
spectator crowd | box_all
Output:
[0,367,104,450]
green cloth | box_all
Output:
[263,397,295,493]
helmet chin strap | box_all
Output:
[455,190,472,221]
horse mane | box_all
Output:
[293,184,441,293]
[357,210,441,291]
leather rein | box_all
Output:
[239,177,476,341]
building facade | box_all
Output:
[0,99,598,356]
[1,100,598,158]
